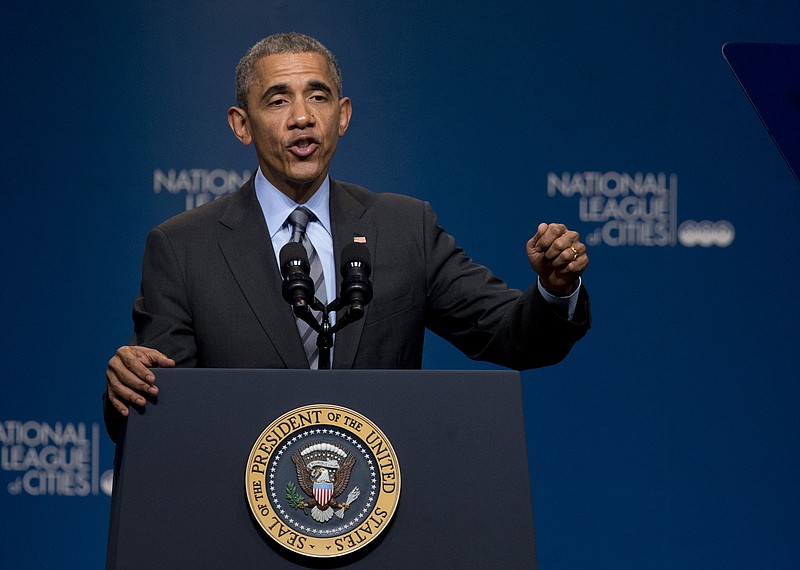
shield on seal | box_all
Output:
[314,482,333,506]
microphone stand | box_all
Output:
[293,297,365,370]
[284,241,372,370]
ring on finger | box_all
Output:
[570,246,579,261]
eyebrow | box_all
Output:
[260,80,335,103]
[260,83,289,103]
[307,80,334,96]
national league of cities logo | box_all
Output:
[245,405,401,558]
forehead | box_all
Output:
[251,52,334,93]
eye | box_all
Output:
[268,97,289,107]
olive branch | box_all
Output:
[286,481,305,509]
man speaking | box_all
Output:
[104,33,591,432]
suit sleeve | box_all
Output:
[104,227,199,442]
[132,227,198,366]
[421,201,590,370]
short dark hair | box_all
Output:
[235,32,343,109]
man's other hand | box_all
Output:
[106,346,175,416]
[527,222,588,296]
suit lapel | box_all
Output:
[216,178,308,368]
[330,180,376,369]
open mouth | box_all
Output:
[288,137,319,158]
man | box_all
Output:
[105,33,590,433]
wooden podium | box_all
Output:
[106,369,538,568]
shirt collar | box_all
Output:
[254,168,332,239]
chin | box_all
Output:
[289,169,324,185]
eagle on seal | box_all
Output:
[291,441,357,523]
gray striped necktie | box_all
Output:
[287,207,326,369]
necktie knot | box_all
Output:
[288,207,313,243]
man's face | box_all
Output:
[229,52,352,202]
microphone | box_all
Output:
[280,242,314,314]
[339,242,373,318]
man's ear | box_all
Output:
[227,106,252,145]
[338,97,352,137]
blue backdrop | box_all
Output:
[2,1,799,568]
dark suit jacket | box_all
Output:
[106,177,589,439]
[132,177,590,369]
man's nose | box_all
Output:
[289,100,315,128]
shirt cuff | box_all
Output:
[537,277,582,321]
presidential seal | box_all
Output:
[245,404,401,558]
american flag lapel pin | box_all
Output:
[353,235,367,244]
